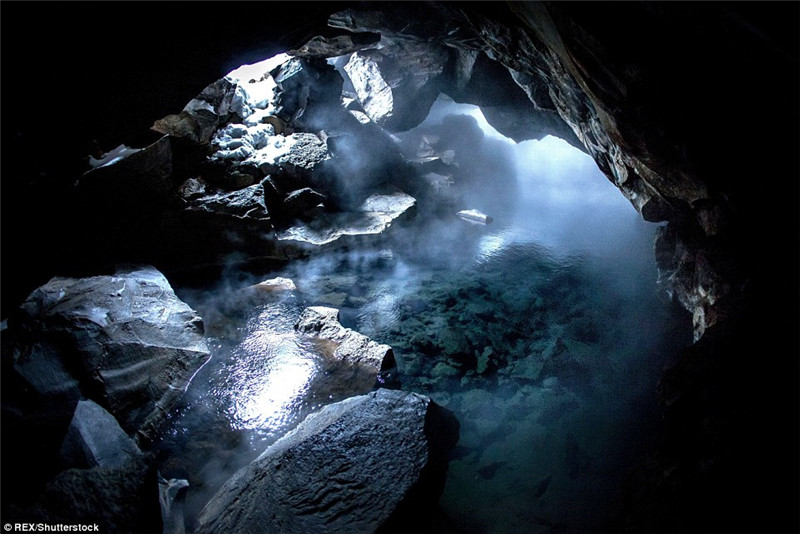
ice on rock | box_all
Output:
[248,134,299,172]
[209,52,301,163]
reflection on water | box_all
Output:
[160,210,688,531]
[155,109,691,532]
[222,329,316,433]
[153,294,381,528]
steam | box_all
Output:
[155,83,689,532]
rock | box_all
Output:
[186,77,242,122]
[270,132,329,184]
[210,127,329,187]
[209,122,274,163]
[152,78,240,145]
[539,338,593,393]
[88,143,142,169]
[4,339,82,402]
[449,50,582,146]
[8,265,210,444]
[14,454,162,534]
[59,399,141,470]
[76,135,173,205]
[342,53,393,125]
[271,56,344,131]
[152,110,219,146]
[159,474,189,534]
[476,346,492,374]
[194,389,459,534]
[290,32,381,59]
[457,209,494,224]
[281,187,327,221]
[340,40,448,131]
[295,306,396,373]
[328,3,457,42]
[248,276,297,294]
[507,354,545,382]
[177,177,208,201]
[185,181,271,223]
[276,189,416,246]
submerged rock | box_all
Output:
[194,389,459,534]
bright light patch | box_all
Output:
[226,53,292,84]
[515,135,629,208]
[477,233,507,262]
[235,358,314,430]
[425,94,514,143]
[225,329,316,433]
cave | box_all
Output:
[1,2,798,534]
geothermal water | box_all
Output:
[155,100,690,532]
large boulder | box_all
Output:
[194,388,459,534]
[5,265,210,445]
[271,56,344,132]
[152,77,241,145]
[13,454,162,534]
[339,40,449,132]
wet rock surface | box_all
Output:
[194,389,459,534]
[2,3,797,533]
[276,189,416,246]
[3,265,210,444]
[295,305,396,374]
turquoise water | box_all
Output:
[284,214,689,533]
[156,110,691,531]
[158,205,689,532]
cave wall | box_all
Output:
[0,1,353,312]
[318,0,799,341]
[2,2,798,531]
[5,2,796,337]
